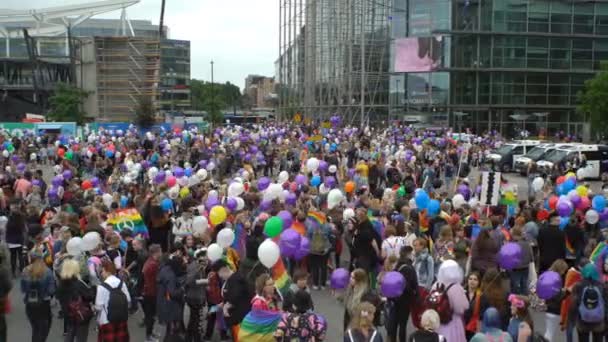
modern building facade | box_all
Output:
[160,39,191,112]
[390,0,602,137]
[245,75,276,108]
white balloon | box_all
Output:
[102,193,113,209]
[453,194,466,209]
[192,216,209,235]
[469,197,479,208]
[1,151,8,158]
[258,239,280,268]
[235,197,245,211]
[532,177,544,192]
[30,153,37,161]
[343,208,355,221]
[206,162,216,171]
[122,176,132,185]
[267,183,283,199]
[327,189,344,209]
[209,190,219,198]
[66,237,82,256]
[178,176,189,187]
[168,186,180,200]
[165,170,173,178]
[188,175,201,187]
[319,184,329,195]
[148,167,159,179]
[328,165,337,174]
[207,243,224,262]
[278,171,289,183]
[196,169,208,180]
[586,209,600,224]
[115,151,121,159]
[82,232,101,251]
[217,228,235,248]
[228,182,245,197]
[306,158,320,172]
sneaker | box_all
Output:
[312,285,320,290]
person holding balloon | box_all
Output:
[385,246,418,342]
[540,259,569,341]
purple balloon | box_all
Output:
[17,162,26,171]
[154,172,166,185]
[557,202,573,217]
[600,208,608,222]
[249,145,258,154]
[198,160,208,169]
[62,169,73,180]
[294,237,310,260]
[324,176,336,189]
[279,228,301,257]
[286,193,297,206]
[91,177,100,187]
[319,160,329,172]
[330,268,350,289]
[258,177,271,191]
[536,271,562,300]
[570,194,582,208]
[347,168,355,179]
[381,271,406,298]
[32,179,42,187]
[260,199,272,212]
[225,197,238,211]
[52,175,63,187]
[206,195,220,209]
[295,174,307,185]
[278,210,293,229]
[173,167,185,178]
[497,242,522,270]
[48,187,59,199]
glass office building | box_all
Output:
[390,0,604,137]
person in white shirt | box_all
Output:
[381,226,406,260]
[95,259,131,342]
[172,211,194,243]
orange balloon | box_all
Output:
[345,181,355,193]
[57,148,65,157]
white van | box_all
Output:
[487,140,544,173]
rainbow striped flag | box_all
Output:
[291,221,306,236]
[272,252,293,298]
[369,216,385,239]
[591,241,607,263]
[106,208,149,238]
[237,309,282,342]
[232,223,247,258]
[306,211,326,229]
[565,237,576,259]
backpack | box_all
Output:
[67,295,93,324]
[280,313,312,342]
[101,280,129,323]
[310,228,328,255]
[579,284,605,323]
[424,283,455,324]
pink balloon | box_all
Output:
[167,176,177,187]
[578,196,591,210]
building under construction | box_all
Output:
[277,0,391,125]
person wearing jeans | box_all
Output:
[308,253,328,290]
[508,227,533,295]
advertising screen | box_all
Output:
[394,36,443,72]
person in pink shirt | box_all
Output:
[13,171,32,199]
[251,273,281,312]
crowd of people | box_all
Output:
[0,122,604,342]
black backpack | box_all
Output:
[101,280,129,323]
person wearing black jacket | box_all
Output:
[537,214,566,273]
[387,246,419,342]
[56,259,94,342]
[215,259,252,339]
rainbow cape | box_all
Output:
[591,241,607,262]
[106,208,149,238]
[237,309,282,342]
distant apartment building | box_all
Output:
[245,75,276,108]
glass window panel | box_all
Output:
[597,3,608,15]
[551,2,572,15]
[551,38,571,49]
[551,22,571,34]
[528,38,548,48]
[573,40,592,50]
[527,74,546,84]
[574,3,594,15]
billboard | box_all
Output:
[394,36,443,73]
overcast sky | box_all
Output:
[8,0,279,90]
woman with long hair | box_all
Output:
[251,273,280,311]
[5,207,25,277]
[343,269,370,330]
[20,249,55,342]
[57,259,94,342]
[506,294,533,342]
[345,302,382,342]
[480,268,509,328]
[543,259,568,341]
[464,271,484,340]
[471,229,499,276]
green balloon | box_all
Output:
[397,186,406,197]
[264,216,284,238]
[65,151,74,160]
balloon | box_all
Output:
[536,271,563,300]
[209,206,227,226]
[577,185,589,197]
[532,177,544,192]
[415,190,430,210]
[258,239,281,268]
[196,169,208,180]
[57,148,65,158]
[52,175,64,187]
[327,189,344,209]
[381,271,406,298]
[257,177,271,191]
[310,175,321,187]
[206,195,220,209]
[217,228,236,248]
[81,180,92,190]
[600,208,608,222]
[427,199,441,216]
[328,165,338,173]
[226,197,238,211]
[228,182,245,197]
[306,158,320,172]
[497,242,522,270]
[557,201,573,217]
[277,210,293,229]
[294,237,310,260]
[343,208,355,221]
[264,216,284,238]
[295,174,308,185]
[192,216,209,235]
[556,176,566,185]
[179,187,190,199]
[278,171,289,183]
[235,197,245,211]
[62,170,73,180]
[324,176,336,189]
[81,232,101,251]
[586,209,600,224]
[173,167,185,178]
[548,195,558,210]
[91,177,100,187]
[279,228,301,257]
[577,168,587,180]
[161,198,173,212]
[593,195,607,212]
[207,243,223,262]
[563,178,576,192]
[166,176,177,187]
[285,193,297,206]
[66,237,82,256]
[579,196,592,210]
[345,181,355,193]
[330,268,350,289]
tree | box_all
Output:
[135,95,156,127]
[48,83,89,124]
[190,79,242,113]
[578,61,608,138]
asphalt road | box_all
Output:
[7,170,599,341]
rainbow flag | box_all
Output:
[419,210,429,234]
[369,216,385,239]
[272,255,292,298]
[307,211,326,228]
[291,221,306,236]
[106,208,149,238]
[232,223,247,258]
[237,309,282,342]
[565,237,576,258]
[591,241,607,263]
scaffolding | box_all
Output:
[95,36,160,121]
[278,0,391,125]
